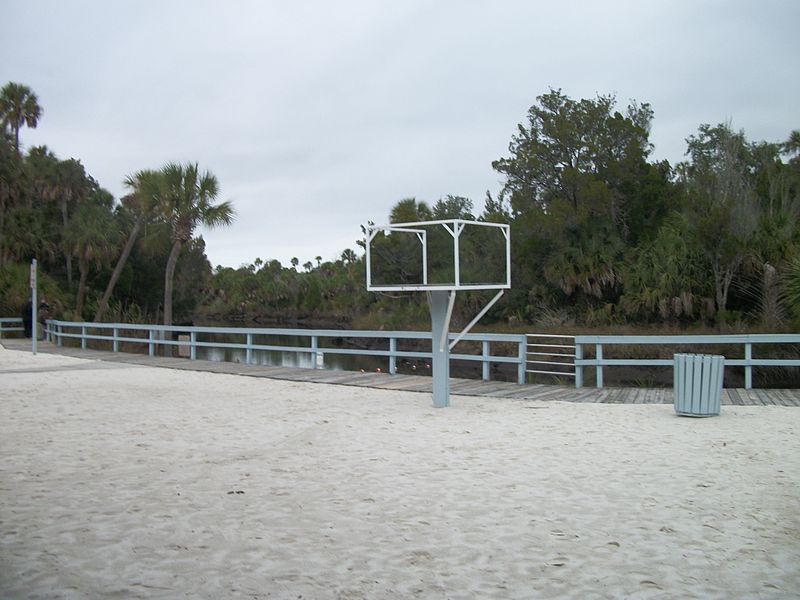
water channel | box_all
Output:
[192,332,421,374]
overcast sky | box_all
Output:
[2,1,798,269]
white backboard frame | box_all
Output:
[365,219,511,292]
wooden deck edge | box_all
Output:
[2,340,798,406]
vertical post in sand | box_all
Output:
[429,290,451,408]
[30,259,38,355]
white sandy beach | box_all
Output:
[0,346,798,599]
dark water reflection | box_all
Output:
[193,335,508,380]
[193,332,417,374]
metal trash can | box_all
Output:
[673,353,724,417]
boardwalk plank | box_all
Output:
[3,339,797,406]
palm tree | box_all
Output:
[56,158,93,287]
[65,194,117,318]
[0,133,26,265]
[156,162,234,329]
[0,82,42,155]
[93,169,161,321]
[389,197,432,223]
[27,147,92,285]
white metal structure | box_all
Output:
[525,334,576,380]
[365,219,511,292]
[365,219,512,407]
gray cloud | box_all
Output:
[2,0,798,268]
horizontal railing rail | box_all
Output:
[574,334,800,389]
[0,317,24,337]
[41,319,528,384]
[525,333,576,380]
[4,317,797,390]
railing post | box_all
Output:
[113,327,119,352]
[81,326,87,350]
[246,333,252,364]
[311,335,319,369]
[575,343,583,388]
[389,337,397,375]
[190,331,197,361]
[517,338,526,384]
[57,323,62,347]
[148,329,155,357]
[596,344,604,389]
[482,340,490,381]
[745,343,752,389]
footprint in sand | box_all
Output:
[545,556,568,567]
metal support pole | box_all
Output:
[148,329,155,357]
[429,290,451,408]
[113,327,119,353]
[518,339,526,384]
[246,333,253,364]
[744,343,752,389]
[31,259,38,355]
[596,344,603,388]
[311,335,319,369]
[81,326,87,350]
[190,332,197,361]
[575,344,583,388]
[389,337,397,375]
[482,341,490,381]
[449,290,504,351]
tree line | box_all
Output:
[0,82,234,328]
[492,91,799,329]
[1,82,798,331]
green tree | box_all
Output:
[94,169,161,321]
[492,89,653,221]
[480,191,511,224]
[389,197,432,223]
[620,213,709,321]
[340,248,357,265]
[0,133,27,265]
[679,123,760,325]
[432,195,475,220]
[1,204,57,265]
[0,82,42,155]
[26,147,94,286]
[369,198,433,287]
[64,189,117,318]
[492,89,667,318]
[783,253,800,328]
[155,162,234,328]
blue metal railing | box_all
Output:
[3,317,798,389]
[574,334,800,390]
[42,319,528,384]
[0,317,24,337]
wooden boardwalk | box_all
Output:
[2,339,799,406]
